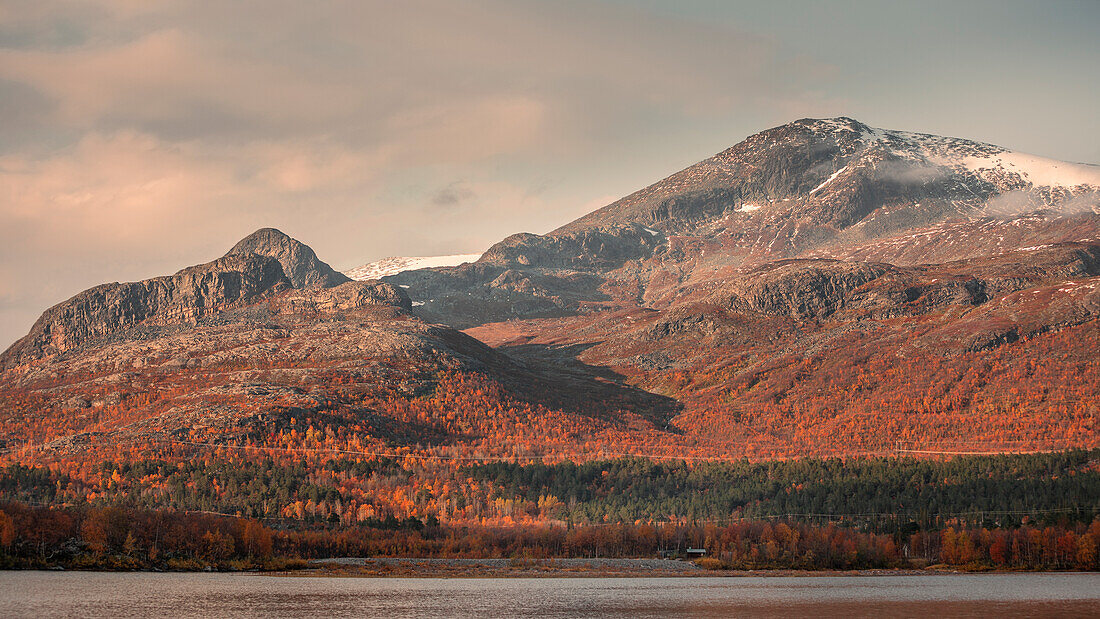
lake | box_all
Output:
[0,572,1097,618]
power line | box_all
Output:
[896,449,1056,456]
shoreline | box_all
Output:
[274,558,1069,578]
[3,558,1094,577]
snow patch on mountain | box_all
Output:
[809,165,849,195]
[843,120,1100,190]
[959,151,1100,188]
[344,254,482,280]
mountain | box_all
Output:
[0,228,672,461]
[1,118,1097,469]
[385,118,1099,329]
[344,254,483,280]
[555,116,1099,235]
[392,117,1100,454]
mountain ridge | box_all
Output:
[1,116,1097,466]
[380,117,1098,329]
[1,229,404,365]
[553,117,1098,237]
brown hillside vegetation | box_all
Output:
[1,119,1098,555]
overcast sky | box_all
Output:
[1,0,1098,347]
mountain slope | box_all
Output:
[0,230,677,465]
[1,117,1097,467]
[554,117,1099,236]
[443,117,1100,455]
[384,118,1099,330]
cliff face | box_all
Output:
[276,280,412,314]
[684,242,1098,321]
[3,253,291,361]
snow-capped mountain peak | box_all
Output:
[847,122,1100,190]
[343,253,483,280]
[554,116,1099,237]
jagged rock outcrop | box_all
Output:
[226,227,350,289]
[379,227,663,328]
[706,243,1100,322]
[478,226,660,271]
[713,260,895,319]
[3,253,290,361]
[2,229,403,364]
[276,281,412,314]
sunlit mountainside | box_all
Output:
[1,118,1097,569]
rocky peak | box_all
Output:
[226,228,350,289]
[275,281,413,314]
[552,117,1099,238]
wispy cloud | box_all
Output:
[978,189,1100,219]
[0,1,848,346]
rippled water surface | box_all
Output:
[1,571,1097,618]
